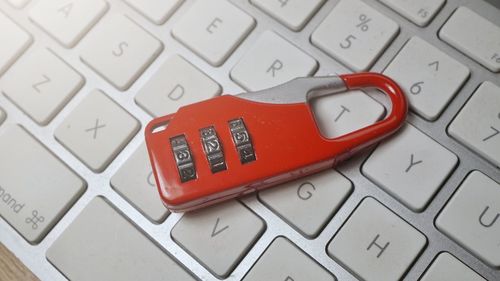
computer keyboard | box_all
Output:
[0,0,499,280]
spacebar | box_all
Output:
[46,197,195,281]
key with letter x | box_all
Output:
[55,90,139,172]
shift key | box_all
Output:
[0,125,85,243]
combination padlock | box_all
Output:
[145,73,407,212]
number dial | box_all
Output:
[229,118,256,164]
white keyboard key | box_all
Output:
[436,171,500,267]
[328,197,426,281]
[311,0,399,71]
[0,125,85,243]
[1,49,84,125]
[0,107,5,125]
[259,170,351,238]
[135,55,221,117]
[124,0,183,25]
[29,0,108,48]
[243,237,335,281]
[439,7,500,72]
[6,0,29,9]
[363,124,457,212]
[449,81,500,167]
[111,143,169,223]
[80,14,163,90]
[379,0,445,26]
[384,37,469,120]
[172,0,255,66]
[55,90,140,172]
[311,90,385,138]
[171,200,265,278]
[0,12,32,75]
[231,31,317,91]
[250,0,324,31]
[47,197,195,281]
[421,252,487,281]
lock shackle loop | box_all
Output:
[334,72,408,153]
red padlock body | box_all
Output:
[146,73,408,212]
[146,95,353,212]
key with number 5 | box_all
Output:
[311,0,399,72]
[145,73,407,212]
